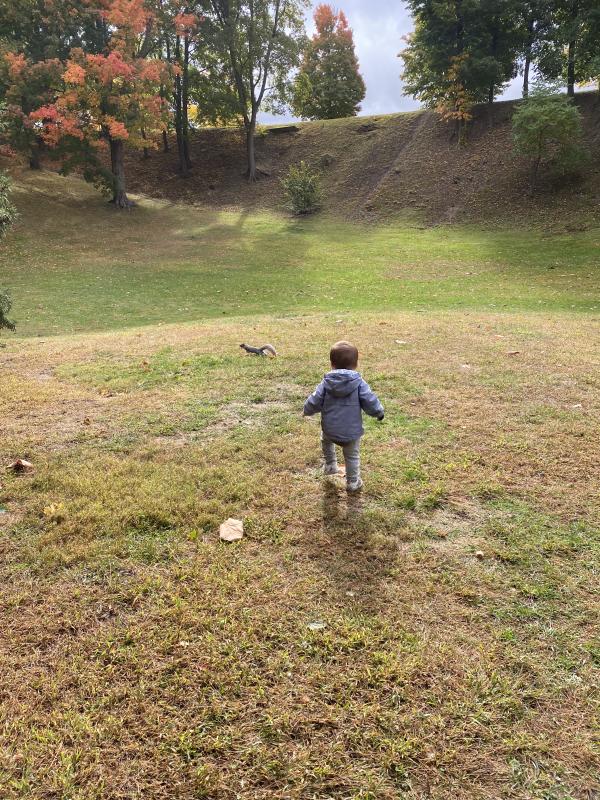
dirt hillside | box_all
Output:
[18,92,581,225]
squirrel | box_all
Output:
[240,343,277,357]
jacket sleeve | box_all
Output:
[359,379,384,419]
[303,381,326,416]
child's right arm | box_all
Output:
[303,381,326,416]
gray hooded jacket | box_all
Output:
[303,369,384,443]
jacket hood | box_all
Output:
[323,369,362,397]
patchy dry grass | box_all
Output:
[0,172,599,798]
[1,309,599,800]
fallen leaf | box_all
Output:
[219,517,243,542]
[43,502,66,523]
[307,621,326,631]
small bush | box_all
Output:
[0,288,16,333]
[512,88,587,194]
[281,161,323,215]
[0,171,17,238]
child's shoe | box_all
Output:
[346,478,364,494]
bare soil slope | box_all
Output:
[125,93,600,225]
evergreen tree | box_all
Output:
[292,4,366,120]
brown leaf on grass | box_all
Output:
[219,517,244,542]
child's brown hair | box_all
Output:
[330,341,359,370]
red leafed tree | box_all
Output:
[21,0,171,207]
[0,53,63,169]
[292,4,365,120]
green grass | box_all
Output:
[1,170,599,337]
[0,171,599,800]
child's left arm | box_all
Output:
[359,379,384,420]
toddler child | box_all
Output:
[303,341,384,493]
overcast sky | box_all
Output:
[260,0,523,123]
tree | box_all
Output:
[0,171,17,240]
[0,289,16,332]
[18,0,172,207]
[292,4,365,120]
[156,1,207,175]
[517,1,556,98]
[535,1,600,96]
[512,87,586,193]
[0,53,63,168]
[209,0,307,181]
[281,160,323,213]
[401,0,520,142]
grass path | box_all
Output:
[0,172,599,799]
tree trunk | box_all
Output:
[182,36,192,170]
[529,154,541,195]
[523,54,531,98]
[523,17,534,98]
[109,138,132,208]
[141,128,150,160]
[174,35,189,177]
[487,84,494,129]
[567,39,576,96]
[29,139,42,170]
[245,115,257,180]
[162,129,169,152]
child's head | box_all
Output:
[330,340,359,370]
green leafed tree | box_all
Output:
[281,160,323,213]
[535,1,600,96]
[512,87,586,193]
[292,4,365,120]
[208,0,307,181]
[401,0,521,143]
[518,1,556,98]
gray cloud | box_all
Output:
[260,1,524,123]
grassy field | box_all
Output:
[1,170,599,800]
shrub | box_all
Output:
[281,161,323,215]
[0,171,17,238]
[512,88,587,194]
[0,288,15,333]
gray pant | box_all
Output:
[321,433,361,483]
